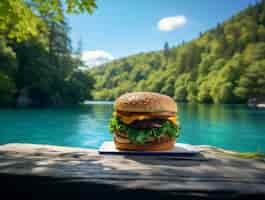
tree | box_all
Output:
[160,77,175,97]
[65,71,95,104]
[174,86,187,102]
[47,18,76,78]
[0,72,16,106]
[164,41,170,64]
[187,81,197,102]
[0,1,96,107]
[75,38,85,68]
[209,54,242,103]
[251,42,265,61]
[0,38,17,76]
[235,60,265,101]
[198,54,216,75]
[174,73,191,101]
[197,81,212,103]
[0,0,97,41]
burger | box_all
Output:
[109,92,180,151]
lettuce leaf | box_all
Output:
[109,116,180,144]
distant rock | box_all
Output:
[257,104,265,108]
[248,98,265,108]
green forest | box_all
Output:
[90,1,265,104]
[1,1,265,107]
[0,0,96,107]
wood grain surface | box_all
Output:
[0,143,264,199]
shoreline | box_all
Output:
[0,101,256,109]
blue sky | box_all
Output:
[68,0,258,67]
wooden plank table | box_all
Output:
[0,143,264,199]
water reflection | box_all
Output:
[0,103,264,152]
[178,104,265,152]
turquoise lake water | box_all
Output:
[0,103,264,152]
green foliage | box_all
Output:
[160,77,175,97]
[0,73,16,106]
[0,38,17,76]
[109,116,180,144]
[64,71,95,104]
[0,2,95,107]
[209,54,243,103]
[235,60,265,100]
[187,81,197,102]
[174,73,191,101]
[0,0,45,41]
[197,80,212,103]
[250,42,265,61]
[90,0,265,104]
[0,0,96,41]
[164,41,170,64]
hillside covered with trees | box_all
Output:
[0,0,96,107]
[90,1,265,104]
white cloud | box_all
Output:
[81,50,114,67]
[158,16,187,31]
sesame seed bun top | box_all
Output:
[114,92,177,113]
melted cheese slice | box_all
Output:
[113,112,177,125]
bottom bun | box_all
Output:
[114,138,176,151]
